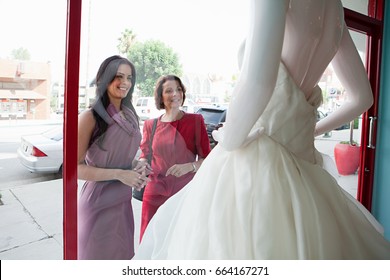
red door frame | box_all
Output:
[63,0,81,260]
[344,1,384,211]
[62,0,385,259]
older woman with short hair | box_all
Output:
[138,75,211,241]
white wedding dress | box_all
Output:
[134,63,390,259]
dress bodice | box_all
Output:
[86,106,142,170]
[255,63,323,164]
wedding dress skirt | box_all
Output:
[134,63,390,259]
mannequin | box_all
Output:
[134,0,390,259]
[216,0,373,150]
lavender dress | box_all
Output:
[78,105,141,260]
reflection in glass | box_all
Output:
[315,30,368,199]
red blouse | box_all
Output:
[140,112,211,176]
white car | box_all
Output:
[17,126,63,174]
[181,99,200,113]
[135,97,164,121]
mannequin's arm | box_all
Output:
[315,23,373,136]
[220,0,289,151]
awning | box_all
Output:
[0,89,47,100]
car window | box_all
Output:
[136,99,143,106]
[198,109,225,124]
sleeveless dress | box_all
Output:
[78,105,142,260]
[134,63,390,259]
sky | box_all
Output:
[0,0,249,85]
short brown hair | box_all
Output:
[154,75,186,110]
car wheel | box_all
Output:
[57,164,63,178]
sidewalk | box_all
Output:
[0,129,358,260]
[0,179,142,260]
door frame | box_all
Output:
[344,1,384,211]
[62,0,385,259]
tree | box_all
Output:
[127,40,183,97]
[117,29,136,55]
[11,47,30,60]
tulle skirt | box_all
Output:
[135,134,390,259]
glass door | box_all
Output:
[314,0,383,211]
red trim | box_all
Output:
[369,0,384,20]
[344,8,382,34]
[357,35,380,210]
[63,0,82,260]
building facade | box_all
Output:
[0,59,51,120]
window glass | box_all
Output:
[341,0,369,15]
[0,0,66,259]
[315,30,368,199]
[0,0,374,259]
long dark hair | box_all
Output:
[90,55,138,142]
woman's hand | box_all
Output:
[166,163,194,177]
[116,169,150,191]
[133,159,153,176]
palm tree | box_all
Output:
[117,29,137,55]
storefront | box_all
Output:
[0,59,50,120]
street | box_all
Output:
[0,118,143,192]
[0,120,62,191]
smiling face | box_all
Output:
[161,80,184,111]
[107,63,133,106]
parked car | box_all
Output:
[17,126,63,174]
[196,105,227,145]
[135,97,164,121]
[334,122,351,130]
[181,99,200,113]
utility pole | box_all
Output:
[84,0,92,109]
